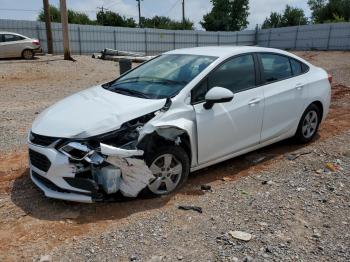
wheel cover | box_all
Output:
[148,153,182,195]
[23,50,32,58]
[302,110,318,139]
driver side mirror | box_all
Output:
[203,87,234,110]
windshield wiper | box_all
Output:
[112,88,151,99]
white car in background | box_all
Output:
[0,32,41,59]
[28,46,332,203]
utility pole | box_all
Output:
[43,0,53,54]
[59,0,72,60]
[136,0,142,28]
[182,0,185,26]
[97,6,108,25]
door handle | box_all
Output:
[295,83,304,90]
[248,98,261,106]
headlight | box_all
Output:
[59,142,94,161]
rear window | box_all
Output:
[260,53,292,83]
[4,34,25,42]
[290,58,309,76]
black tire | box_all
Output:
[143,145,190,196]
[294,103,321,143]
[22,49,34,60]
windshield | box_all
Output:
[103,54,217,99]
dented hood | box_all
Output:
[31,85,166,138]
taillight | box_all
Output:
[32,40,40,46]
[328,74,333,84]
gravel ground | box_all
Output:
[0,52,349,261]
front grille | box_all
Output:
[32,171,66,192]
[29,149,51,172]
[30,132,59,147]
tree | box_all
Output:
[200,0,249,31]
[38,5,94,25]
[308,0,350,23]
[262,5,308,29]
[141,16,194,30]
[282,5,308,26]
[96,10,136,27]
[262,12,283,29]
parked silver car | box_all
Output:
[0,32,41,59]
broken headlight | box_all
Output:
[59,142,93,161]
[59,142,105,164]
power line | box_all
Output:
[0,8,40,12]
[162,0,180,17]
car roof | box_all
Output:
[165,46,311,65]
[166,46,292,58]
[0,31,27,37]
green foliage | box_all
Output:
[141,16,194,30]
[200,0,249,31]
[262,5,308,29]
[308,0,350,23]
[38,5,95,25]
[96,10,136,27]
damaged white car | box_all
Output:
[28,46,331,203]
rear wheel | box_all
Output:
[22,49,34,60]
[145,146,190,195]
[294,104,321,143]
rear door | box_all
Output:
[258,53,308,142]
[192,53,265,164]
[2,34,26,57]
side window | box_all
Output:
[0,34,4,42]
[260,53,292,83]
[4,34,24,42]
[290,58,302,76]
[208,54,256,93]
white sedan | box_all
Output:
[28,46,331,202]
[0,32,41,59]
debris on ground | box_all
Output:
[178,205,203,213]
[94,48,155,62]
[228,230,253,241]
[286,151,312,161]
[325,162,338,172]
[200,184,211,191]
[245,153,266,164]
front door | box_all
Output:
[192,54,264,165]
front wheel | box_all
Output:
[294,104,321,143]
[145,146,190,195]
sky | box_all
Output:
[0,0,311,30]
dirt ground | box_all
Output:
[0,52,349,261]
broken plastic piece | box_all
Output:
[93,166,121,194]
[178,205,203,213]
[106,156,154,197]
[100,143,144,157]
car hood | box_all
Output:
[31,85,166,138]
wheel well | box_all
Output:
[311,101,324,120]
[138,131,192,164]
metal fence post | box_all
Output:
[113,29,117,50]
[294,26,299,50]
[217,32,220,45]
[268,29,272,47]
[254,24,259,46]
[144,29,148,55]
[78,26,82,55]
[326,24,332,50]
[173,32,176,50]
[236,32,238,45]
[196,32,199,47]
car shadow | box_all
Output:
[10,135,320,224]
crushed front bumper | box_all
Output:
[28,143,94,203]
